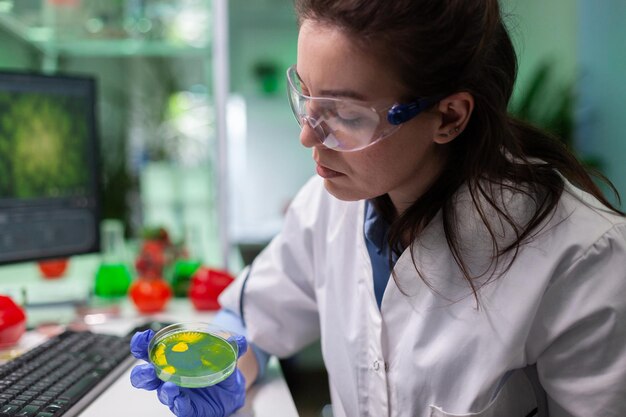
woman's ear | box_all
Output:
[433,92,474,144]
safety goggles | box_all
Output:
[286,65,437,152]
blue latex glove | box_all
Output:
[129,329,247,417]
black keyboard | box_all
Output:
[0,330,135,417]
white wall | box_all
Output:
[228,94,314,244]
[229,0,298,95]
[228,0,310,245]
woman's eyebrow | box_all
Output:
[296,70,368,101]
[319,88,367,100]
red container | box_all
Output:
[37,258,69,279]
[129,277,172,314]
[189,267,234,311]
[0,295,27,348]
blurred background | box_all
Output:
[0,0,623,415]
[0,0,623,266]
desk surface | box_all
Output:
[14,298,299,417]
[80,356,295,417]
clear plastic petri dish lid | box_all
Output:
[148,322,239,388]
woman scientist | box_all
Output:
[129,0,626,416]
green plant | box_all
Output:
[509,59,575,149]
[509,60,602,170]
[252,61,280,94]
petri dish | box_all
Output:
[148,322,239,388]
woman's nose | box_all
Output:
[299,119,323,149]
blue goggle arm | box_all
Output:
[387,98,438,126]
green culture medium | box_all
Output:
[149,324,238,388]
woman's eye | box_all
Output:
[336,109,365,126]
[338,115,363,127]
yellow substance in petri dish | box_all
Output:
[172,342,189,352]
[173,332,204,344]
[150,330,237,385]
[153,343,168,367]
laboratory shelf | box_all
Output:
[0,5,209,58]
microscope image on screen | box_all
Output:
[0,72,101,265]
[0,91,90,200]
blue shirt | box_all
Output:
[214,199,396,378]
[363,199,397,309]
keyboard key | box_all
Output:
[33,398,50,404]
[41,405,61,415]
[47,400,67,408]
[14,397,31,403]
[14,405,39,416]
[0,403,21,414]
[58,372,102,402]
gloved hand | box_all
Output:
[129,329,247,417]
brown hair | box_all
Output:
[294,0,623,303]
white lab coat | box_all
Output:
[220,176,626,417]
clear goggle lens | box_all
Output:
[287,66,401,152]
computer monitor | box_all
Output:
[0,71,101,264]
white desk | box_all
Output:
[17,298,299,417]
[80,356,296,417]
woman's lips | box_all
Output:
[316,164,343,178]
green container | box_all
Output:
[94,263,132,297]
[170,259,202,298]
